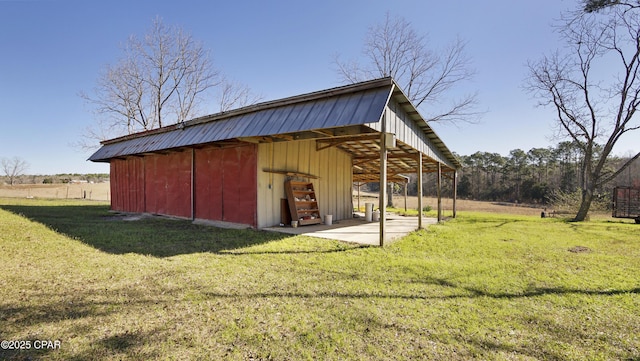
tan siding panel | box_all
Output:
[257,140,352,228]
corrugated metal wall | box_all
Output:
[110,157,145,213]
[257,140,353,228]
[194,147,223,221]
[144,151,192,218]
[194,145,257,226]
[109,144,258,227]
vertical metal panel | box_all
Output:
[109,161,121,211]
[194,147,223,221]
[110,157,144,213]
[132,157,145,213]
[144,155,159,214]
[173,151,193,218]
[256,140,352,228]
[144,152,192,218]
[194,144,257,227]
[221,145,258,225]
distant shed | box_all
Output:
[612,186,640,223]
[89,77,461,245]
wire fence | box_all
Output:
[0,183,110,201]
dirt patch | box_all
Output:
[568,246,591,253]
[102,213,148,222]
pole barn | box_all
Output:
[89,77,461,245]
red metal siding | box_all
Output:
[194,147,223,221]
[144,151,192,218]
[194,145,257,227]
[110,157,144,213]
[222,146,257,225]
[109,145,257,226]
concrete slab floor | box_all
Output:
[263,213,438,246]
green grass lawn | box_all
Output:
[0,197,638,360]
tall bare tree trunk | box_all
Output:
[527,6,640,221]
[574,187,594,221]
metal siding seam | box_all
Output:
[228,113,256,138]
[352,89,378,124]
[287,101,311,132]
[269,104,296,134]
[322,94,350,128]
[309,98,336,129]
[252,108,278,137]
[337,92,365,127]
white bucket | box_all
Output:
[365,202,374,222]
[372,209,380,222]
[325,215,333,225]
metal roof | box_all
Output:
[89,77,461,173]
[89,78,392,162]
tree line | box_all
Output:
[403,141,639,211]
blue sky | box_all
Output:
[1,0,637,174]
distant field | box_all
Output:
[0,184,571,217]
[355,191,548,217]
[2,184,545,217]
[0,182,110,201]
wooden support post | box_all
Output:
[437,162,442,222]
[453,170,457,218]
[379,133,388,247]
[404,180,408,212]
[417,153,423,229]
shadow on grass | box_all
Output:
[462,285,640,298]
[64,329,163,361]
[199,286,640,302]
[0,204,362,257]
[0,289,164,361]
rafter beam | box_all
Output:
[315,133,383,151]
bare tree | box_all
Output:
[584,0,639,12]
[217,77,263,112]
[527,5,640,221]
[81,17,221,142]
[333,12,479,125]
[1,157,29,186]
